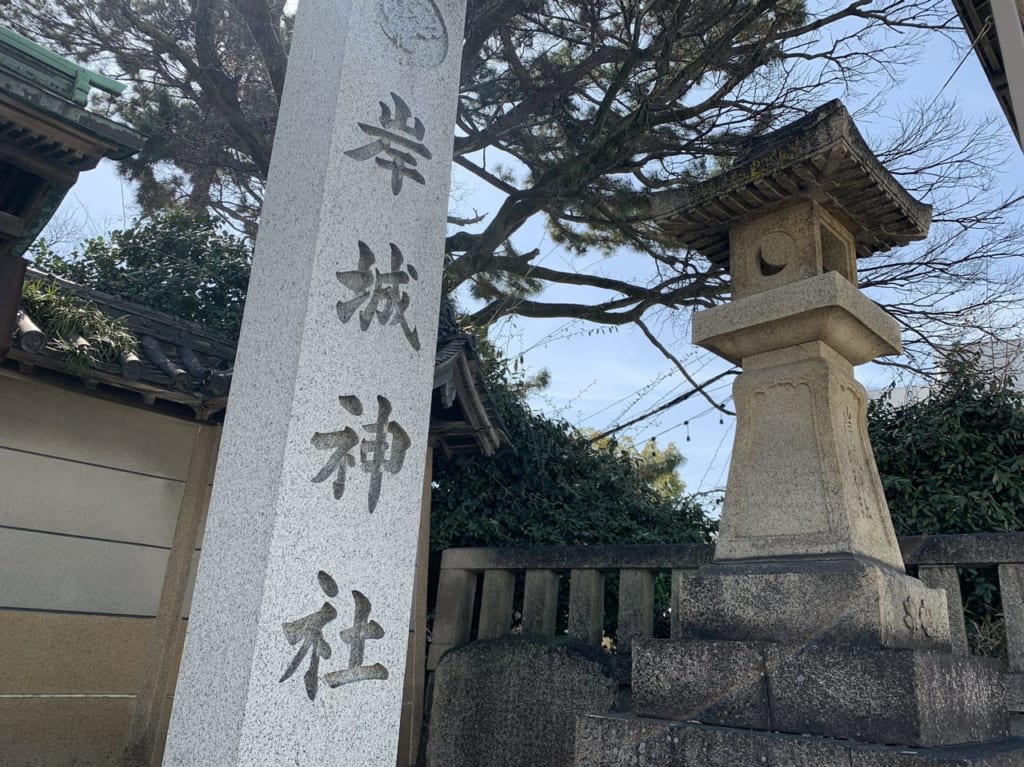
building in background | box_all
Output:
[0,26,142,358]
[868,337,1024,405]
[2,273,508,767]
[951,0,1024,147]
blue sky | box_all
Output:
[38,13,1024,499]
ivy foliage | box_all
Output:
[31,207,252,337]
[868,352,1024,654]
[868,352,1024,536]
[430,350,714,552]
[20,280,138,374]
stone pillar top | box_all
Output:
[650,99,932,267]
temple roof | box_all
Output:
[7,270,509,457]
[0,26,124,106]
[11,268,238,419]
[0,26,144,259]
[650,100,933,264]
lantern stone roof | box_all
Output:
[650,100,932,264]
[7,269,510,457]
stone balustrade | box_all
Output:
[428,533,1024,732]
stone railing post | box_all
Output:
[670,568,698,640]
[1000,563,1024,673]
[477,570,516,641]
[568,569,605,645]
[522,569,559,637]
[1000,563,1024,736]
[918,565,969,655]
[617,569,654,652]
[427,567,477,671]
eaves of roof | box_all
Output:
[432,334,510,459]
[0,26,124,105]
[951,0,1024,144]
[8,269,512,458]
[11,268,236,421]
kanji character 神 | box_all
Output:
[311,395,410,512]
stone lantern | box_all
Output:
[574,101,1024,765]
[651,100,947,650]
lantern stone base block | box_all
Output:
[714,336,907,570]
[630,638,1007,748]
[675,556,951,652]
[575,714,1024,767]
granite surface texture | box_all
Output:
[160,0,468,764]
[630,640,769,730]
[692,271,902,365]
[728,201,858,299]
[712,345,907,567]
[765,642,1007,747]
[632,639,1007,747]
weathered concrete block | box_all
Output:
[631,639,769,729]
[574,714,1024,767]
[849,741,1024,767]
[678,557,951,651]
[428,637,619,767]
[630,638,1007,747]
[766,643,1008,747]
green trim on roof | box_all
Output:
[0,68,144,156]
[0,26,124,105]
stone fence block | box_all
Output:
[428,638,618,767]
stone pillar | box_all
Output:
[426,567,477,671]
[161,0,467,764]
[522,569,560,637]
[617,569,653,652]
[918,565,969,655]
[568,569,605,645]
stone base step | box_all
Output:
[677,557,951,651]
[632,638,1008,748]
[575,714,1024,767]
